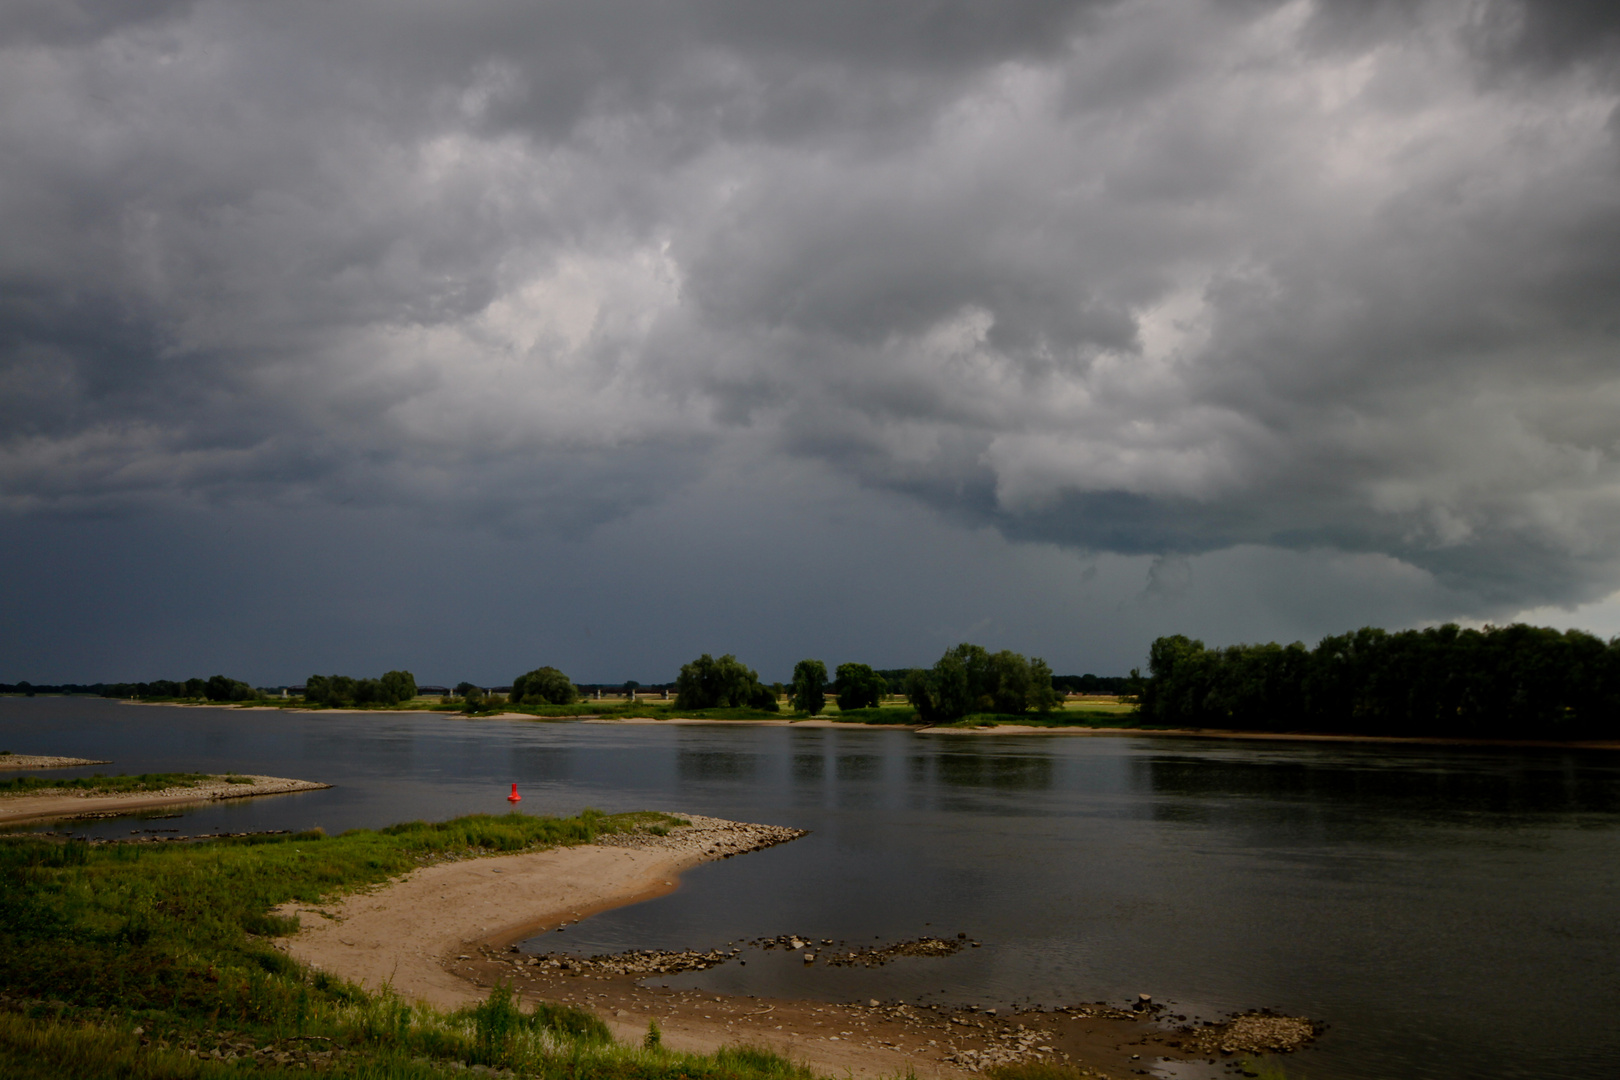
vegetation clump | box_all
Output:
[1137,622,1620,738]
[304,671,417,708]
[673,654,778,712]
[788,659,827,715]
[510,666,579,706]
[904,644,1061,725]
[833,663,887,710]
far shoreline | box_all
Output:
[104,698,1620,751]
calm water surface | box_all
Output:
[2,698,1617,1080]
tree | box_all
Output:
[511,666,578,706]
[205,675,256,702]
[304,674,357,707]
[904,644,1059,723]
[379,670,417,704]
[674,654,777,710]
[789,659,828,715]
[834,663,886,710]
[453,681,478,698]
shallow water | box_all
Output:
[3,697,1617,1079]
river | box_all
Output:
[2,697,1616,1079]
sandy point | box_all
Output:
[0,774,331,826]
[274,815,803,1013]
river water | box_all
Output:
[2,697,1617,1080]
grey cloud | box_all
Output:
[4,0,1620,632]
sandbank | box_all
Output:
[0,754,111,771]
[273,815,1311,1078]
[0,774,330,826]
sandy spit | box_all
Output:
[0,774,331,826]
[275,816,803,1012]
[0,754,112,771]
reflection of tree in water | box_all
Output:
[935,748,1055,791]
[1137,751,1620,825]
[675,749,759,781]
[792,753,825,782]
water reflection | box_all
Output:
[676,749,759,782]
[934,745,1056,792]
[1138,744,1620,823]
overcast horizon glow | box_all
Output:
[5,1,1620,685]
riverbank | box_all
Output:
[276,813,1312,1079]
[590,713,1620,750]
[0,773,330,825]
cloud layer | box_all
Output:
[5,0,1620,632]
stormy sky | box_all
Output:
[5,0,1620,685]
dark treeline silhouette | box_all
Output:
[305,671,416,707]
[3,678,271,701]
[1138,623,1620,739]
[904,643,1062,724]
[1,682,105,696]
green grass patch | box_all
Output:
[0,772,248,796]
[0,809,808,1079]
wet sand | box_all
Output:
[0,774,330,826]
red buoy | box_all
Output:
[507,783,522,803]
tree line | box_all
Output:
[1137,623,1620,739]
[14,680,265,705]
[6,646,1098,726]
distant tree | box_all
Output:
[305,674,360,707]
[905,644,1059,723]
[789,659,828,715]
[511,666,578,706]
[204,675,256,702]
[674,654,777,711]
[453,681,477,698]
[833,663,886,710]
[379,670,417,704]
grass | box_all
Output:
[0,772,252,795]
[0,809,816,1079]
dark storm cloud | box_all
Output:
[4,0,1620,625]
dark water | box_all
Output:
[3,698,1618,1080]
